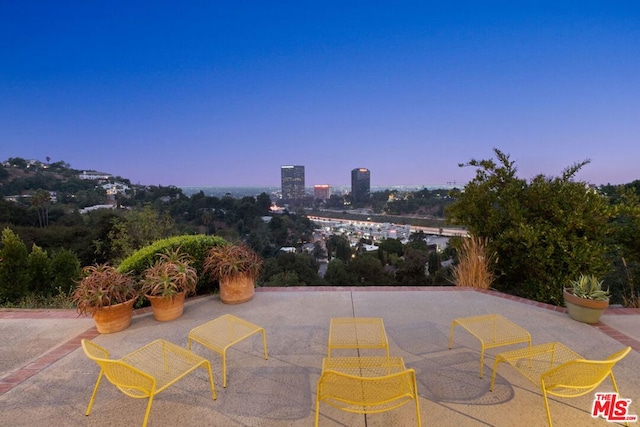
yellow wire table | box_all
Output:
[315,356,421,426]
[327,317,390,357]
[82,339,216,427]
[188,314,268,387]
[449,313,531,378]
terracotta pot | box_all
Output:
[563,289,609,324]
[219,272,255,304]
[92,299,136,333]
[146,291,186,321]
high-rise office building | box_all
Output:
[351,168,370,203]
[313,184,331,201]
[281,165,305,200]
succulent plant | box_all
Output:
[203,244,263,281]
[140,247,198,297]
[71,264,137,315]
[569,274,610,301]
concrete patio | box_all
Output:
[1,287,639,426]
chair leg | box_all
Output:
[411,372,422,427]
[479,348,486,378]
[141,394,154,427]
[261,329,269,360]
[85,370,104,416]
[314,395,321,427]
[203,360,217,400]
[541,380,553,427]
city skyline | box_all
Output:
[2,2,639,188]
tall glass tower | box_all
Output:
[351,168,370,203]
[281,165,305,200]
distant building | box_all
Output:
[79,171,112,180]
[313,184,331,200]
[351,168,370,203]
[281,165,305,200]
[102,182,130,196]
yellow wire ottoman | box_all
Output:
[449,313,531,378]
[188,314,268,387]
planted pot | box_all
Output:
[92,298,136,333]
[140,248,198,321]
[146,291,186,321]
[72,264,138,334]
[203,244,263,305]
[563,289,609,324]
[219,272,255,304]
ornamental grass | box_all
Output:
[452,235,496,289]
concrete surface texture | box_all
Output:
[1,287,638,426]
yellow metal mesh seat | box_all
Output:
[490,342,631,426]
[81,339,216,427]
[449,313,531,378]
[315,356,421,426]
[188,314,268,387]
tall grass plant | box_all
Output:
[452,236,496,289]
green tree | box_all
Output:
[258,252,322,286]
[51,249,81,293]
[312,241,326,260]
[446,148,612,305]
[395,247,430,286]
[324,259,354,285]
[347,254,390,285]
[0,228,30,302]
[326,235,352,262]
[108,206,178,261]
[31,189,51,228]
[27,244,52,295]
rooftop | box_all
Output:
[1,287,639,426]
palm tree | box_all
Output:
[31,190,51,228]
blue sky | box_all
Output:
[1,2,639,187]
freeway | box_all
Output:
[307,216,468,237]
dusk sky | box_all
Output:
[1,2,639,188]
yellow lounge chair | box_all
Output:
[81,339,216,427]
[490,342,631,426]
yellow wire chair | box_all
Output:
[490,342,631,427]
[81,339,217,427]
[314,356,421,426]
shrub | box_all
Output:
[118,234,229,293]
[0,228,30,302]
[27,244,52,295]
[51,249,81,294]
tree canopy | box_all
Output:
[446,148,612,305]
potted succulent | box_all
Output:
[141,248,198,321]
[71,264,138,333]
[563,274,610,324]
[203,244,263,304]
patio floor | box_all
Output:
[1,287,639,426]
